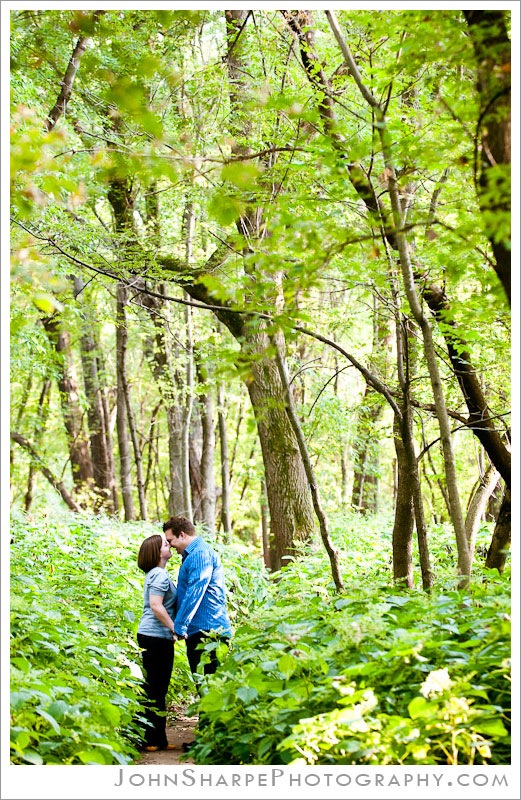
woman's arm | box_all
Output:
[149,593,175,634]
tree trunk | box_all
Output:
[423,283,510,488]
[116,284,135,521]
[391,412,414,588]
[463,10,511,304]
[245,328,315,571]
[73,276,117,512]
[260,476,271,570]
[214,9,317,567]
[351,296,390,512]
[340,444,350,506]
[465,464,501,564]
[485,489,510,573]
[218,382,232,540]
[140,291,187,516]
[41,314,93,490]
[189,413,203,524]
[182,297,194,520]
[182,202,196,518]
[199,387,216,533]
[391,270,432,590]
[325,11,471,582]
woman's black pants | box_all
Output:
[137,633,174,748]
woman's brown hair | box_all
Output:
[138,534,163,573]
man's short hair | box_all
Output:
[163,515,196,538]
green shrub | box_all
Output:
[188,516,510,765]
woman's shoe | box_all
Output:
[163,744,177,751]
[144,745,159,752]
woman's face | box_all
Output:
[159,537,172,564]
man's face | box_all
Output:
[164,528,186,555]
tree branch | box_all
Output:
[45,10,105,131]
[11,432,82,512]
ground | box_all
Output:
[135,703,198,766]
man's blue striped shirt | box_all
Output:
[174,536,232,639]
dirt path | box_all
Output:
[135,704,198,766]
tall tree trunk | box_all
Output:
[260,476,271,569]
[394,311,433,591]
[116,284,135,521]
[41,314,93,491]
[201,8,316,567]
[140,291,188,516]
[340,444,350,506]
[244,327,316,570]
[218,383,232,540]
[182,201,196,518]
[189,412,203,524]
[199,388,216,533]
[73,276,117,512]
[463,10,511,304]
[391,411,414,588]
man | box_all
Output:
[163,515,232,683]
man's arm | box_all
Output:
[174,550,213,636]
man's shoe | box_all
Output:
[182,741,194,752]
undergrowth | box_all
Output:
[10,509,510,766]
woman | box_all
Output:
[137,533,177,751]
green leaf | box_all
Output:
[236,686,258,704]
[207,193,246,225]
[48,700,69,721]
[36,707,61,734]
[278,654,298,678]
[473,718,509,737]
[222,161,262,190]
[11,657,31,673]
[77,748,110,765]
[99,700,121,726]
[408,696,436,719]
[21,749,43,765]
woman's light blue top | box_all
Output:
[137,566,177,639]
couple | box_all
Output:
[136,515,232,752]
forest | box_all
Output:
[9,7,512,767]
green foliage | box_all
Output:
[188,519,510,765]
[9,511,184,764]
